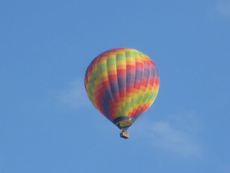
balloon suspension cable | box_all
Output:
[120,130,129,139]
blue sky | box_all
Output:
[0,0,230,172]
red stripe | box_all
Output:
[117,69,126,77]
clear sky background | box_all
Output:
[0,0,230,172]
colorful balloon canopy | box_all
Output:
[84,48,160,138]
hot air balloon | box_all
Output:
[84,48,160,139]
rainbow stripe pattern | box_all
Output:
[84,48,160,129]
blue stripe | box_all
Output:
[101,89,112,119]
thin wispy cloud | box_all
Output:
[151,120,201,158]
[58,79,90,109]
[135,112,202,159]
[222,163,230,173]
[216,0,230,17]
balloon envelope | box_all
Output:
[84,48,160,130]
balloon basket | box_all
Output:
[120,130,129,139]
